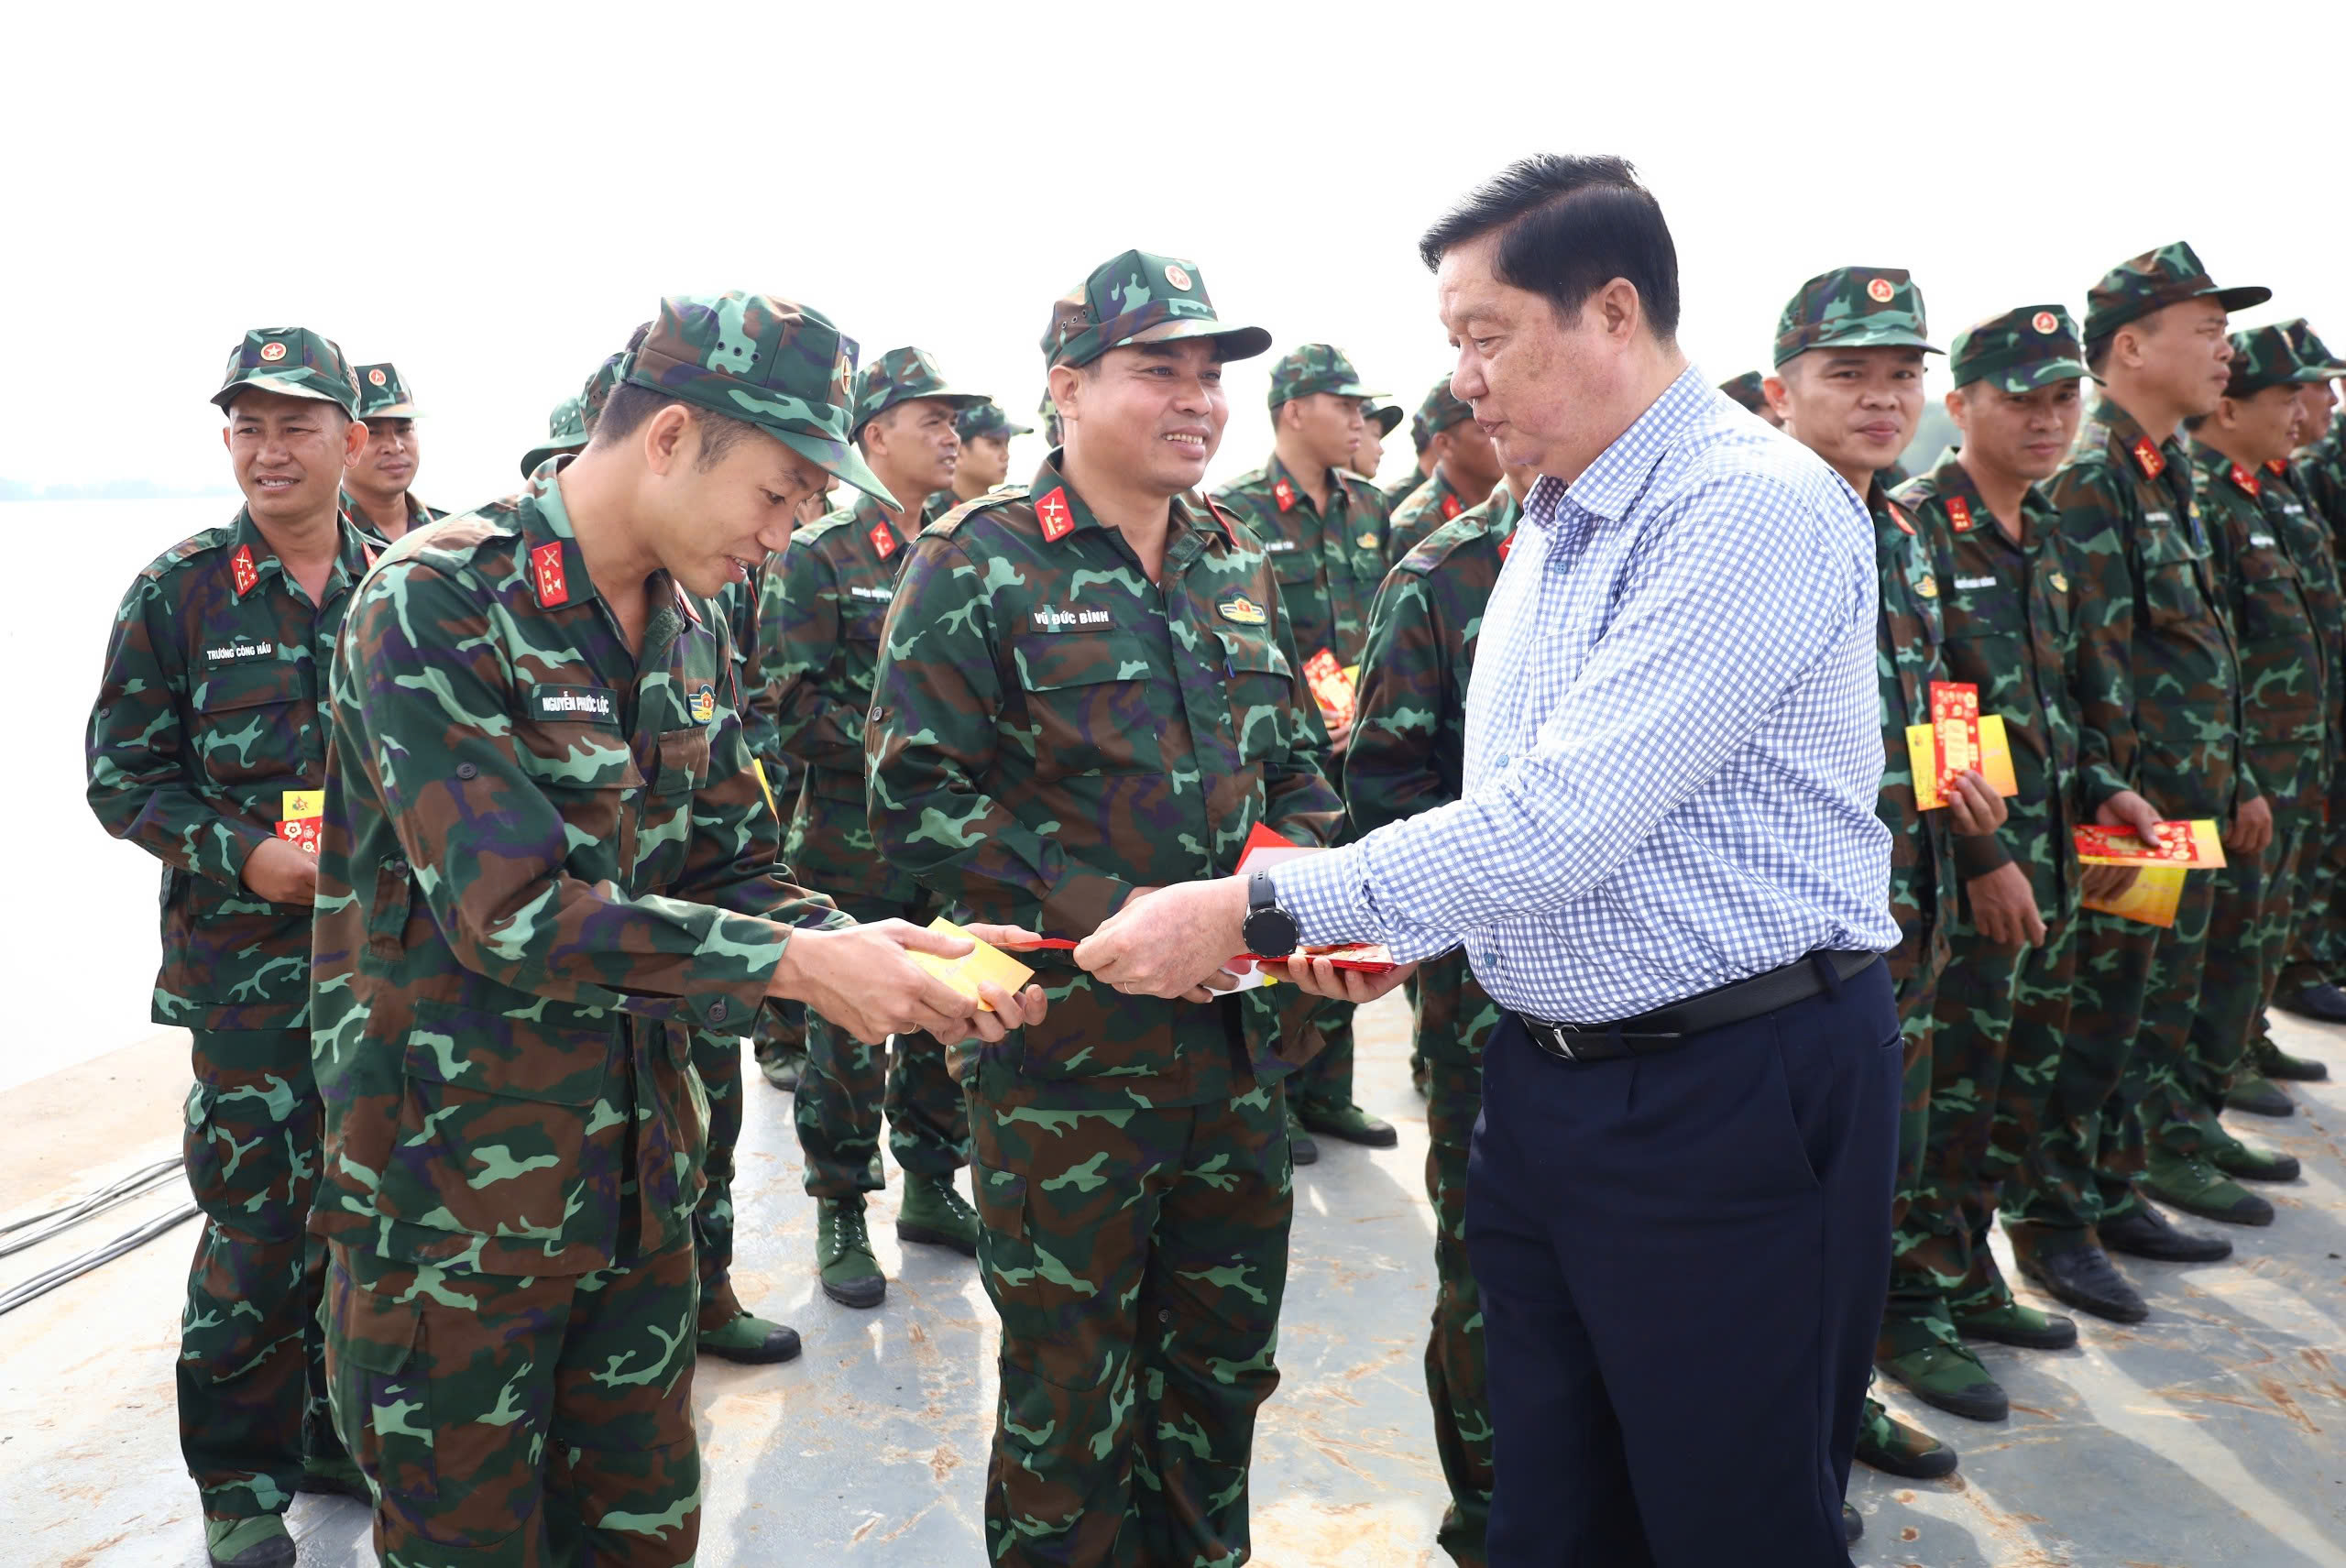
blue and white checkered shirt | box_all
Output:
[1277,364,1896,1024]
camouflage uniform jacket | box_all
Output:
[310,466,845,1277]
[2296,409,2346,538]
[716,561,790,815]
[1871,483,1959,1010]
[762,488,945,905]
[1383,469,1430,511]
[87,507,379,1031]
[342,489,446,550]
[1211,452,1392,666]
[2193,446,2327,803]
[2264,460,2346,769]
[1384,466,1472,569]
[2051,399,2252,817]
[866,455,1343,1110]
[1894,455,2086,913]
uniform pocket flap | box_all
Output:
[404,999,615,1105]
[1216,629,1292,678]
[1014,633,1157,693]
[652,727,712,796]
[336,1287,422,1376]
[510,719,644,790]
[195,662,303,713]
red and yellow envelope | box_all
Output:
[910,917,1036,1012]
[1906,706,2018,810]
[1303,648,1355,728]
[277,790,323,855]
[2074,821,2226,869]
[2081,866,2188,928]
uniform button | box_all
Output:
[709,999,729,1024]
[456,762,478,780]
[1158,1308,1171,1325]
[388,859,409,876]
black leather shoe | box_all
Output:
[2017,1244,2147,1323]
[2099,1203,2233,1261]
[1843,1503,1862,1543]
[2274,981,2346,1024]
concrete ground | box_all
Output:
[4,996,2344,1567]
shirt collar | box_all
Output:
[226,505,378,602]
[1025,454,1229,551]
[1524,363,1712,530]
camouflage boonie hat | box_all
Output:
[1718,370,1770,414]
[1041,249,1271,370]
[521,348,630,477]
[1949,305,2089,393]
[1410,378,1474,449]
[2280,319,2346,378]
[2226,325,2330,399]
[353,362,422,420]
[2082,242,2269,350]
[1773,268,1941,367]
[625,291,889,502]
[850,346,983,439]
[956,400,1032,443]
[1267,344,1383,411]
[1365,401,1403,438]
[212,326,363,417]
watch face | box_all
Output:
[1244,905,1299,956]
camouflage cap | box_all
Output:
[2226,325,2330,399]
[1410,378,1474,449]
[1948,305,2089,393]
[956,400,1032,443]
[2082,242,2270,349]
[1365,401,1403,438]
[352,362,422,420]
[1717,370,1770,414]
[1772,268,1941,367]
[624,291,889,503]
[1041,249,1271,370]
[850,346,984,439]
[2280,318,2346,378]
[521,348,632,477]
[1266,343,1383,411]
[212,326,363,417]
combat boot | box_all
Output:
[2144,1153,2274,1226]
[1878,1324,2008,1422]
[2202,1120,2300,1182]
[204,1515,294,1568]
[1852,1396,1957,1478]
[2224,1071,2295,1117]
[2099,1201,2233,1261]
[1297,1100,1399,1148]
[2016,1239,2147,1321]
[817,1195,886,1308]
[757,1047,803,1092]
[1287,1108,1320,1166]
[2251,1032,2329,1082]
[1952,1300,2077,1350]
[698,1309,804,1365]
[896,1171,981,1256]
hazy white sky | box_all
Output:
[6,0,2342,506]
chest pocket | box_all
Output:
[652,727,711,797]
[2234,537,2308,645]
[1218,628,1297,762]
[192,660,311,790]
[1014,631,1165,777]
[511,717,642,868]
[2139,516,2215,634]
[842,590,892,641]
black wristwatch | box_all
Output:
[1242,869,1300,957]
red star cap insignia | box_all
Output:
[229,543,258,596]
[1036,488,1076,543]
[532,541,570,607]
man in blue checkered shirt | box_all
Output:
[1079,155,1902,1566]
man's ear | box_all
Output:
[341,414,368,464]
[641,403,693,477]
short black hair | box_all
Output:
[1419,154,1681,341]
[593,385,762,471]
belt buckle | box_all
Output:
[1537,1021,1578,1062]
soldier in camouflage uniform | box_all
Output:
[2132,326,2334,1223]
[1213,344,1398,1160]
[868,250,1340,1567]
[763,345,988,1308]
[1766,268,2009,1486]
[1346,469,1526,1567]
[1356,397,1399,489]
[86,327,374,1568]
[345,362,444,543]
[521,392,590,477]
[1880,306,2136,1424]
[934,399,1033,511]
[309,293,1042,1566]
[1719,368,1784,430]
[2003,244,2268,1322]
[1386,379,1503,566]
[1386,397,1438,510]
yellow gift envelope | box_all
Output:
[1907,716,2018,809]
[911,918,1035,1011]
[2082,864,2187,928]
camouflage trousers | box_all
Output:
[2152,814,2313,1156]
[1886,911,2077,1334]
[795,890,969,1198]
[323,1238,700,1567]
[2278,765,2346,992]
[1419,953,1502,1568]
[181,1026,343,1519]
[2007,878,2217,1246]
[1285,994,1355,1115]
[751,999,806,1077]
[967,1080,1291,1568]
[690,1030,747,1329]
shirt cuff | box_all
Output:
[1954,832,2012,880]
[1268,845,1375,948]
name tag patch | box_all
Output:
[849,586,893,603]
[203,639,277,665]
[2249,534,2276,548]
[1955,576,1997,590]
[1261,538,1297,554]
[1029,607,1113,632]
[531,684,619,725]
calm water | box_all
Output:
[3,499,248,1091]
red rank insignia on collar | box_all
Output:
[1036,488,1076,543]
[2266,457,2288,477]
[1888,502,1914,536]
[1946,495,1975,533]
[869,520,897,561]
[229,543,258,596]
[1497,534,1513,560]
[2132,436,2165,479]
[674,579,702,624]
[532,541,570,607]
[1273,477,1297,512]
[1441,491,1463,521]
[2231,463,2261,498]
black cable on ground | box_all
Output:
[0,1199,199,1317]
[0,1155,185,1258]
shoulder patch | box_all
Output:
[1398,513,1494,577]
[139,523,240,585]
[928,486,1029,539]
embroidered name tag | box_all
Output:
[531,685,619,725]
[1955,576,1997,590]
[1029,606,1113,632]
[849,586,894,603]
[203,639,277,665]
[2249,534,2276,548]
[1261,538,1298,553]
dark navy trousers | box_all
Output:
[1465,957,1899,1568]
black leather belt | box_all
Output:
[1512,949,1881,1063]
